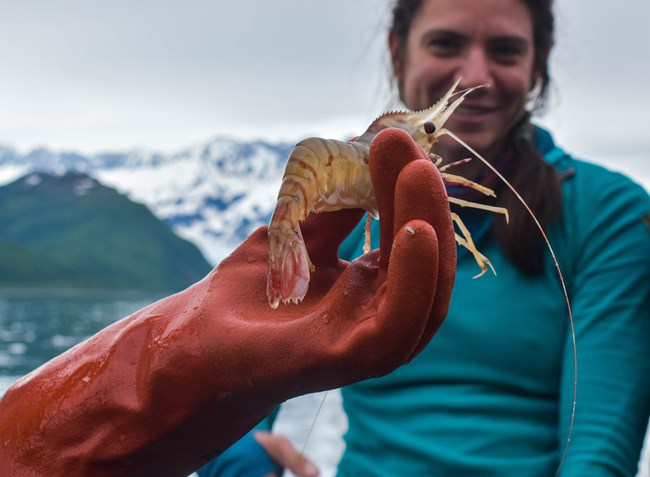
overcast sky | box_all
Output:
[1,0,649,187]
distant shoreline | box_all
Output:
[0,287,170,298]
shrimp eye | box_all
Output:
[423,122,436,134]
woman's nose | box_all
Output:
[458,48,492,89]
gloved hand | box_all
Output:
[0,128,456,477]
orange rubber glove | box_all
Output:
[0,128,456,477]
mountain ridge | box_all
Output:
[0,135,298,264]
[0,171,213,291]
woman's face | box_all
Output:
[391,0,539,162]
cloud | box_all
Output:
[0,0,649,192]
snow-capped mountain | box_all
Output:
[0,137,297,265]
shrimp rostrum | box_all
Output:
[266,80,509,309]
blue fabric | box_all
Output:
[336,126,650,476]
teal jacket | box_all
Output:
[200,127,650,477]
[336,127,650,476]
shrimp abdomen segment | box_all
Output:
[292,138,376,213]
[267,137,376,308]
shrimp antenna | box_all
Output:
[450,83,489,99]
[299,391,330,457]
[442,128,577,477]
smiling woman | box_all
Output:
[203,1,650,476]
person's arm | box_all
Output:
[559,169,650,476]
[0,128,457,477]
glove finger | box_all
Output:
[368,128,431,270]
[393,159,456,358]
[376,219,440,369]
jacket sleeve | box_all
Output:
[559,165,650,476]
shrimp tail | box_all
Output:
[267,196,314,309]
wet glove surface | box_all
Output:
[0,128,456,477]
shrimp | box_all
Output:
[273,82,577,477]
[266,79,509,309]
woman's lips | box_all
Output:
[450,104,495,128]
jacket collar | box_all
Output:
[533,125,567,165]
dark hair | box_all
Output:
[390,0,562,275]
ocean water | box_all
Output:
[0,288,165,378]
[0,289,646,477]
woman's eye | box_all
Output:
[426,38,461,55]
[490,42,527,64]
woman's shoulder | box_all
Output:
[538,131,650,295]
[534,126,650,214]
[555,152,650,217]
[535,128,649,272]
